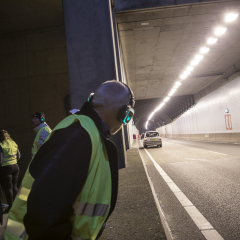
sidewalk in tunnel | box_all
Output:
[99,140,167,240]
[0,140,167,240]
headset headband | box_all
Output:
[122,82,135,108]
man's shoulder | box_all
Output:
[51,121,90,142]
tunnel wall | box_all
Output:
[132,125,139,139]
[157,74,240,143]
[0,26,70,182]
[127,119,134,148]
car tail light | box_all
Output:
[144,137,147,141]
[159,136,161,140]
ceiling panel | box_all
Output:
[117,1,240,102]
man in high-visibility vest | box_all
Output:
[31,112,52,160]
[5,80,135,240]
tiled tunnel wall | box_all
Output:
[157,74,240,143]
[0,26,70,182]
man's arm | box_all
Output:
[23,122,92,240]
[16,149,21,161]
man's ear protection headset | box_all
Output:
[40,115,44,122]
[116,83,135,125]
[39,112,45,122]
[87,83,135,125]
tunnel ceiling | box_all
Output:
[116,1,240,100]
[115,0,240,131]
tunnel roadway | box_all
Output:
[138,138,240,240]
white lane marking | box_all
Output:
[162,175,173,183]
[174,192,193,207]
[143,146,224,240]
[163,141,228,156]
[186,158,208,161]
[185,206,213,230]
[167,182,181,192]
[208,151,227,155]
[137,142,173,240]
[202,229,225,240]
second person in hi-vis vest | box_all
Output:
[5,80,135,240]
[31,112,52,160]
[5,112,51,239]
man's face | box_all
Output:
[32,117,41,127]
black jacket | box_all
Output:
[24,102,119,240]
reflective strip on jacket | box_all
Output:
[31,123,51,160]
[0,139,18,166]
[5,115,112,240]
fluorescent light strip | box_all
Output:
[200,47,209,54]
[176,81,181,86]
[214,26,226,36]
[164,97,170,102]
[148,112,155,120]
[180,75,187,80]
[195,54,203,60]
[207,37,217,45]
[225,13,238,22]
[186,66,194,71]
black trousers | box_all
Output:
[0,164,19,208]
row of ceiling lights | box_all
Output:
[145,12,239,130]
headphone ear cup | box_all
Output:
[117,105,129,123]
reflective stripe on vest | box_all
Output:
[73,202,108,217]
[3,154,17,159]
[2,154,17,165]
[31,125,51,160]
[6,219,26,239]
[17,186,31,201]
[32,145,38,150]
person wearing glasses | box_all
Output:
[5,80,135,240]
[0,130,20,214]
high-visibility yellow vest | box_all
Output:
[31,125,51,160]
[0,139,18,166]
[5,115,112,240]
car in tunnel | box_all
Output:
[143,131,162,148]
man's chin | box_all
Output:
[110,126,122,135]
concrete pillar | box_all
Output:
[63,0,127,168]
